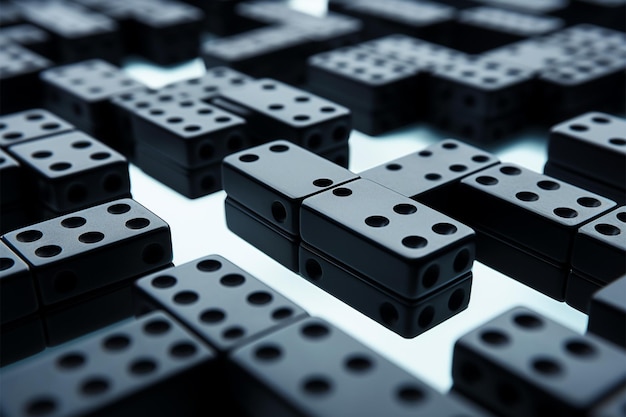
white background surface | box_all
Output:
[122,0,588,391]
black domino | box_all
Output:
[452,306,626,417]
[213,78,352,153]
[306,45,422,135]
[17,0,124,64]
[134,254,309,354]
[459,163,616,264]
[7,131,131,214]
[0,311,226,417]
[130,97,248,169]
[547,112,626,192]
[2,198,173,306]
[300,178,476,298]
[228,315,489,417]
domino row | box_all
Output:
[222,136,625,338]
[2,251,624,416]
[222,138,476,339]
